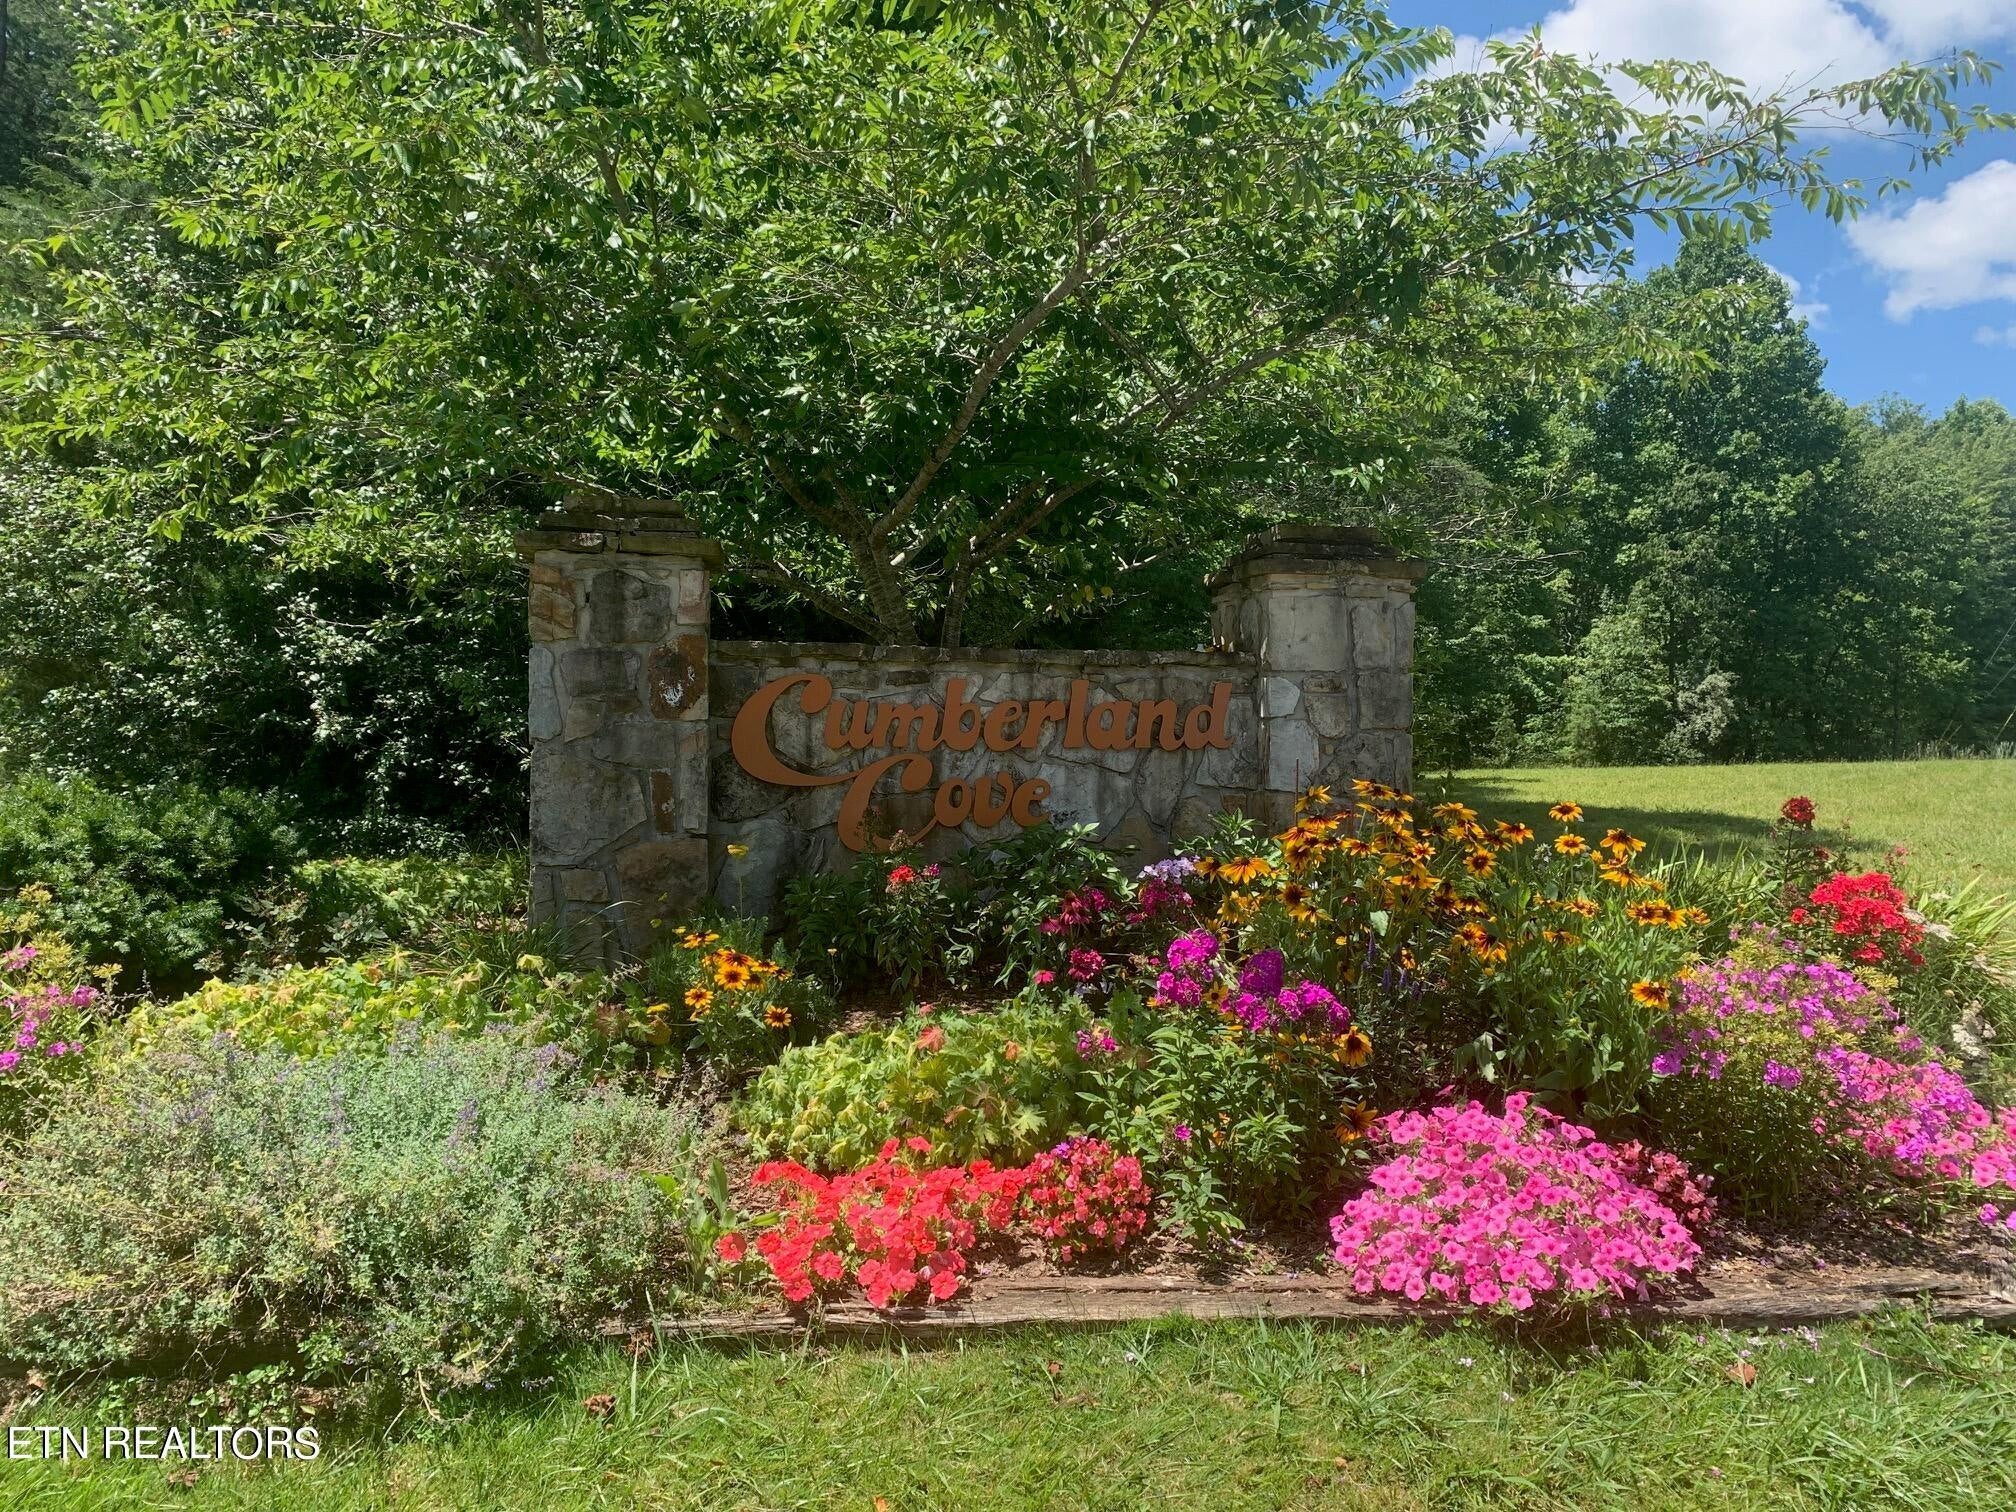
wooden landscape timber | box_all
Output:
[637,1262,2016,1341]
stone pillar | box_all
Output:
[1207,524,1430,826]
[517,495,722,967]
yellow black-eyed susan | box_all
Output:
[1629,980,1670,1008]
[1280,882,1324,924]
[1337,1027,1374,1066]
[763,1003,792,1029]
[1554,833,1590,856]
[1220,855,1274,884]
[1337,1101,1379,1141]
[1548,802,1584,823]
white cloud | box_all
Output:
[1525,1,1894,92]
[1845,160,2016,318]
[1976,323,2016,347]
[1437,1,2016,97]
[1855,1,2016,53]
[1765,262,1831,326]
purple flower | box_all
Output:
[1763,1059,1804,1089]
[1170,1124,1193,1144]
[1650,1050,1683,1077]
[1238,948,1286,999]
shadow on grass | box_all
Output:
[1422,778,1892,861]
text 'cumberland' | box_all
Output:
[730,674,1234,851]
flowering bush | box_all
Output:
[1,887,113,1136]
[1649,942,2016,1220]
[0,1033,719,1402]
[1791,871,1926,969]
[746,1138,1027,1306]
[1329,1093,1703,1313]
[1078,981,1375,1241]
[1170,781,1712,1117]
[1018,1137,1153,1264]
[637,920,836,1072]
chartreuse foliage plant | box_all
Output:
[736,993,1093,1169]
[0,1033,722,1407]
[119,948,606,1063]
[9,2,2003,646]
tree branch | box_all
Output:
[733,560,878,637]
[871,254,1094,546]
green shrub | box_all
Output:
[0,481,526,839]
[0,774,306,993]
[1077,988,1369,1242]
[782,852,975,989]
[237,852,526,970]
[737,993,1092,1169]
[0,1033,718,1405]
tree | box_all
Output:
[3,1,2006,645]
[1414,240,2012,769]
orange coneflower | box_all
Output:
[1548,802,1584,824]
[1494,821,1535,845]
[1554,833,1590,856]
[715,961,755,990]
[763,1004,793,1029]
[1337,1027,1374,1067]
[1629,980,1670,1008]
[1193,856,1223,880]
[679,930,720,951]
[1296,784,1335,814]
[1463,849,1495,878]
[1601,828,1646,858]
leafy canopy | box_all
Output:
[5,1,2007,642]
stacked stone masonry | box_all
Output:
[520,507,1426,965]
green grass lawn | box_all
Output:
[7,1314,2014,1510]
[1425,759,2016,898]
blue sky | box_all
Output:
[1380,1,2016,414]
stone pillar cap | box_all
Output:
[1207,522,1430,588]
[516,491,724,563]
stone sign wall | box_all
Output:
[519,502,1426,967]
[710,644,1261,920]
